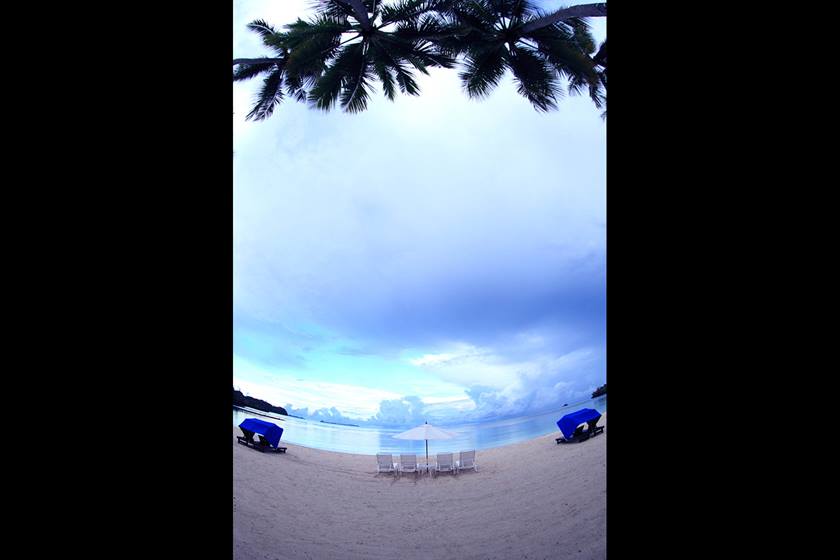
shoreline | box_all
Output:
[233,402,607,456]
[234,427,584,457]
[234,413,606,559]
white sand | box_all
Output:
[234,414,606,560]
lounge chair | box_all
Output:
[587,419,605,436]
[556,424,591,444]
[456,450,478,473]
[399,454,419,479]
[376,453,397,476]
[434,452,455,477]
[257,434,287,453]
[237,428,256,446]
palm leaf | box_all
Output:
[393,66,420,95]
[308,43,366,111]
[459,44,507,98]
[594,40,607,67]
[233,62,277,82]
[375,41,420,95]
[311,1,357,20]
[284,72,310,103]
[506,45,558,111]
[246,67,285,121]
[247,19,278,40]
[566,17,597,55]
[527,27,599,84]
[341,70,374,111]
[380,0,453,25]
[339,47,374,112]
[308,60,346,111]
[282,16,349,79]
[373,61,397,100]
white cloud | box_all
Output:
[407,340,604,419]
[409,342,541,389]
[234,356,401,419]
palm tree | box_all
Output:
[436,0,605,112]
[593,38,606,118]
[233,1,607,119]
[233,0,457,120]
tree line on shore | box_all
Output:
[233,387,288,415]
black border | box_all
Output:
[60,3,237,556]
[37,1,756,556]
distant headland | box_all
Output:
[591,384,607,398]
[233,388,288,416]
[320,420,360,427]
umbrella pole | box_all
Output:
[426,439,429,477]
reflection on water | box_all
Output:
[233,395,606,455]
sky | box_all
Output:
[232,0,606,427]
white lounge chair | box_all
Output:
[399,454,419,479]
[456,450,477,473]
[434,452,455,477]
[376,453,396,476]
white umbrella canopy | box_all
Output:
[393,421,457,462]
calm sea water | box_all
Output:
[233,394,606,455]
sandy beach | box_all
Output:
[233,414,606,560]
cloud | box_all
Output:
[371,396,427,426]
[409,339,605,420]
[232,0,607,422]
[233,364,403,419]
[236,325,604,427]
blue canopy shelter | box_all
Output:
[238,418,284,450]
[556,408,602,440]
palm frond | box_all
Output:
[527,27,599,85]
[432,24,476,58]
[367,35,426,95]
[380,0,453,25]
[506,45,558,111]
[233,61,277,82]
[308,43,370,111]
[372,60,397,100]
[507,0,538,22]
[394,66,420,95]
[247,19,278,40]
[459,44,507,99]
[371,41,421,95]
[308,60,347,111]
[311,0,357,20]
[282,15,350,48]
[566,17,597,55]
[393,13,448,40]
[283,72,310,103]
[246,67,285,121]
[453,0,499,28]
[282,16,351,80]
[375,32,455,71]
[340,53,374,113]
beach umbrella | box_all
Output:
[392,421,457,462]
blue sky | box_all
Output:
[233,0,606,427]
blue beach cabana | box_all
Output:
[555,408,603,443]
[237,418,287,453]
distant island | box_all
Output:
[233,388,288,416]
[591,384,607,398]
[320,420,360,427]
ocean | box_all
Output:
[233,394,607,455]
